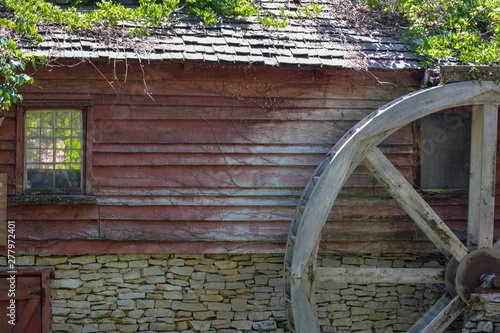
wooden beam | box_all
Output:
[360,81,500,141]
[407,293,465,333]
[315,267,445,284]
[468,105,483,247]
[468,104,498,249]
[290,278,320,333]
[363,147,469,262]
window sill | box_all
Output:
[10,195,96,205]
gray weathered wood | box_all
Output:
[363,147,469,262]
[450,90,500,107]
[468,105,483,247]
[290,278,321,333]
[407,293,465,333]
[315,267,445,284]
[360,81,500,142]
[467,104,498,249]
[494,238,500,249]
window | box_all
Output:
[24,110,83,195]
[419,110,472,190]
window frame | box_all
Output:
[24,109,84,195]
[16,104,93,197]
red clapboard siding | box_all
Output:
[15,63,493,255]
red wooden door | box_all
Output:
[0,275,44,333]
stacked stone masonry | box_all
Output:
[463,294,500,333]
[0,254,465,332]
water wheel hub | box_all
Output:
[455,249,500,302]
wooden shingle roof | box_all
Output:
[4,0,421,69]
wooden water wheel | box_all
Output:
[284,81,500,332]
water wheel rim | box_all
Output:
[284,81,500,333]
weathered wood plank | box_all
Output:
[101,220,288,242]
[14,239,286,254]
[315,267,445,284]
[93,119,413,145]
[468,104,498,249]
[468,105,483,247]
[321,220,467,242]
[8,205,99,221]
[32,77,410,101]
[92,165,414,189]
[93,143,332,155]
[93,165,314,188]
[23,63,420,85]
[363,147,469,261]
[290,278,321,333]
[93,152,412,167]
[407,294,465,333]
[360,81,500,141]
[94,105,377,121]
[93,152,326,167]
[8,220,100,241]
[319,241,444,254]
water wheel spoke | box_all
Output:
[468,104,498,249]
[407,293,465,333]
[315,267,444,284]
[363,147,469,262]
[289,278,321,333]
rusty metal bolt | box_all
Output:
[492,276,500,289]
[480,274,500,289]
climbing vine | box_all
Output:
[0,37,45,112]
[364,0,500,66]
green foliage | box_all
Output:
[364,0,500,66]
[0,36,46,112]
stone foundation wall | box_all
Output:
[463,294,500,333]
[1,253,462,333]
[315,254,461,333]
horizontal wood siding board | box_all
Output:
[100,220,289,242]
[95,205,424,222]
[93,119,412,145]
[92,152,412,167]
[318,241,443,254]
[22,64,420,85]
[92,143,412,155]
[93,152,326,167]
[91,165,414,188]
[95,195,400,207]
[9,205,99,220]
[14,240,286,254]
[94,105,379,122]
[92,143,330,154]
[9,220,100,241]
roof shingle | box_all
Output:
[4,0,421,69]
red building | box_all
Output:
[1,1,499,332]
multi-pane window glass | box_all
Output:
[25,110,83,193]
